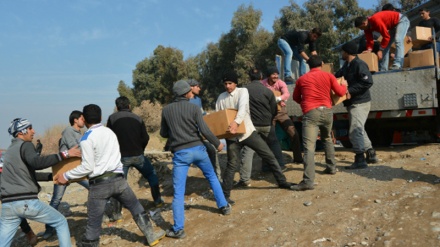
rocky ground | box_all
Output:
[5,138,440,247]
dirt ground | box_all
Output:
[6,135,440,247]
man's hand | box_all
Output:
[54,173,69,185]
[407,36,412,43]
[362,50,371,53]
[311,51,317,56]
[68,145,81,158]
[376,50,383,60]
[217,143,224,152]
[346,91,351,99]
[340,77,348,87]
[228,121,239,134]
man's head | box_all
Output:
[37,139,40,143]
[8,118,34,141]
[69,110,85,128]
[419,8,431,20]
[188,79,201,96]
[222,71,238,93]
[266,66,279,84]
[115,96,130,111]
[309,28,322,41]
[248,67,262,81]
[354,16,369,30]
[307,55,323,69]
[341,40,358,60]
[83,104,102,126]
[173,80,193,98]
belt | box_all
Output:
[89,172,124,185]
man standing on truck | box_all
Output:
[355,10,410,71]
[335,41,379,169]
[292,55,348,191]
[418,8,440,53]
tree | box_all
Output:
[117,80,137,106]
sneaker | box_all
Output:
[366,149,379,164]
[323,167,337,175]
[389,65,401,70]
[166,228,186,239]
[234,180,251,187]
[290,182,314,191]
[345,163,368,170]
[292,159,303,164]
[226,197,236,206]
[220,204,232,215]
[42,228,55,240]
[154,199,165,208]
[278,181,295,189]
[284,76,295,83]
[345,153,368,170]
[25,230,37,246]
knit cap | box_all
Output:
[266,66,279,75]
[187,79,200,86]
[222,71,238,84]
[173,80,191,96]
[8,118,32,137]
[342,41,358,55]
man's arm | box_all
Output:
[159,111,169,138]
[349,62,373,96]
[196,110,221,149]
[63,140,94,181]
[141,120,150,149]
[292,80,302,104]
[233,88,249,125]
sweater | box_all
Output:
[245,80,277,126]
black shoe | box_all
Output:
[220,204,232,215]
[366,149,378,164]
[42,228,55,240]
[284,76,295,83]
[323,167,337,175]
[290,182,314,191]
[278,182,294,189]
[346,153,368,170]
[226,197,236,206]
[293,159,303,164]
[166,228,186,239]
[234,180,251,187]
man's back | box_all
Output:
[245,81,277,126]
[107,110,149,157]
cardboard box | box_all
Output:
[203,109,246,139]
[331,77,347,106]
[357,52,379,72]
[410,26,432,48]
[403,56,410,68]
[273,90,282,111]
[322,63,334,73]
[408,50,439,68]
[377,35,413,56]
[52,157,87,184]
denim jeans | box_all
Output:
[292,46,307,76]
[203,140,222,182]
[302,107,336,186]
[0,199,71,247]
[171,145,227,232]
[380,15,410,70]
[273,108,302,161]
[45,179,89,232]
[224,132,286,198]
[121,155,161,202]
[278,38,293,78]
[347,102,373,154]
[84,176,144,241]
[240,126,284,182]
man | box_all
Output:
[216,71,294,202]
[278,28,322,82]
[418,8,440,52]
[56,104,164,247]
[335,41,379,169]
[160,80,230,239]
[355,10,410,71]
[261,66,303,165]
[35,139,43,155]
[107,96,164,221]
[236,68,284,187]
[292,55,348,191]
[0,118,81,247]
[43,110,90,239]
[187,79,222,181]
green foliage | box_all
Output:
[117,80,137,106]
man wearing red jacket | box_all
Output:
[355,10,410,71]
[292,55,347,191]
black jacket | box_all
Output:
[245,80,277,127]
[335,56,373,107]
[281,30,316,53]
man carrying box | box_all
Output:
[292,55,347,191]
[335,41,379,169]
[355,10,410,71]
[216,71,295,203]
[418,8,440,53]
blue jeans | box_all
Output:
[85,176,144,241]
[171,145,227,232]
[381,15,410,70]
[421,41,440,54]
[0,199,71,247]
[278,38,293,78]
[347,102,373,154]
[302,107,336,186]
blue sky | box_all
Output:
[0,0,374,149]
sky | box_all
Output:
[0,0,375,149]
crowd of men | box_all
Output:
[0,4,438,247]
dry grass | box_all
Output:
[35,124,69,155]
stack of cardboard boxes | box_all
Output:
[357,26,438,71]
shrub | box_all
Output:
[132,100,163,132]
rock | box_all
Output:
[303,201,312,206]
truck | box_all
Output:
[283,0,440,147]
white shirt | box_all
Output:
[65,123,123,180]
[215,87,256,142]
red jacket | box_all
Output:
[365,11,400,50]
